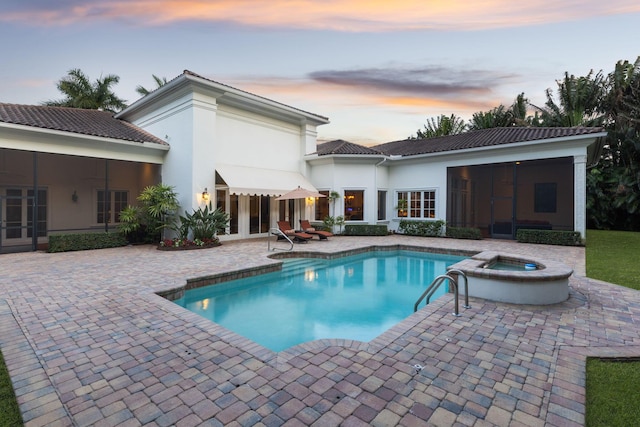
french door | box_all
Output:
[0,188,47,251]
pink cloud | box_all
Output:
[3,1,640,30]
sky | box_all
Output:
[1,1,640,146]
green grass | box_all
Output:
[0,349,22,427]
[586,229,640,290]
[586,358,640,427]
[585,229,640,426]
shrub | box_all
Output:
[446,226,482,240]
[48,233,128,253]
[516,229,582,246]
[398,219,445,237]
[344,224,388,236]
[174,203,230,240]
[119,184,179,243]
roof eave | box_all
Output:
[0,122,169,163]
[388,131,608,160]
[118,72,330,126]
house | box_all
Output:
[0,70,606,252]
[307,128,606,238]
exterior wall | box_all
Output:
[308,136,596,236]
[127,85,323,240]
[309,158,386,225]
[126,90,201,213]
[214,104,306,172]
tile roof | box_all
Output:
[315,139,384,155]
[374,126,605,157]
[0,103,168,145]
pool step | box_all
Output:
[281,259,328,276]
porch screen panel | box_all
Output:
[6,189,22,239]
[27,189,47,237]
[97,190,111,224]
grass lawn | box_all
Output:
[0,349,22,427]
[585,229,640,426]
[585,229,640,290]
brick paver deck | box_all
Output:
[1,235,639,426]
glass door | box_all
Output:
[1,188,47,251]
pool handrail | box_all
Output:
[446,268,470,309]
[268,227,293,251]
[414,273,461,317]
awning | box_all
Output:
[215,164,319,196]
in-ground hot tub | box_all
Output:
[448,251,573,305]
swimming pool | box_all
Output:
[175,250,465,351]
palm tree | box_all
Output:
[43,68,127,113]
[468,93,539,130]
[136,75,168,96]
[414,114,466,139]
[532,71,606,127]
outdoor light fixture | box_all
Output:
[72,190,78,202]
[202,188,210,202]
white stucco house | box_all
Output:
[0,70,606,253]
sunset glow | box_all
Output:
[1,1,638,145]
[4,0,640,31]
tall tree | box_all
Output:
[589,57,640,229]
[414,114,466,139]
[43,69,127,113]
[468,93,539,130]
[532,71,606,127]
[136,75,168,96]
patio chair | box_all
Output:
[277,221,313,243]
[299,220,333,240]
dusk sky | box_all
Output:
[1,1,639,146]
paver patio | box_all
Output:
[1,235,639,426]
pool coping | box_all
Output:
[155,244,578,363]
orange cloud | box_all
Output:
[4,0,640,30]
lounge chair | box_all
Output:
[299,220,333,240]
[277,221,313,243]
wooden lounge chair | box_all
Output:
[277,221,313,243]
[299,220,333,240]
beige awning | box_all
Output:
[215,164,319,196]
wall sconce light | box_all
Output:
[202,188,210,202]
[72,190,78,203]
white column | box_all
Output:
[574,154,587,240]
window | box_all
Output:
[344,190,364,220]
[315,190,330,221]
[377,190,387,220]
[97,190,128,224]
[229,194,238,234]
[396,190,436,219]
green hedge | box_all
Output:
[446,226,482,240]
[344,224,388,236]
[48,232,128,253]
[516,229,582,246]
[398,219,445,237]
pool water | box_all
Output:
[175,250,465,351]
